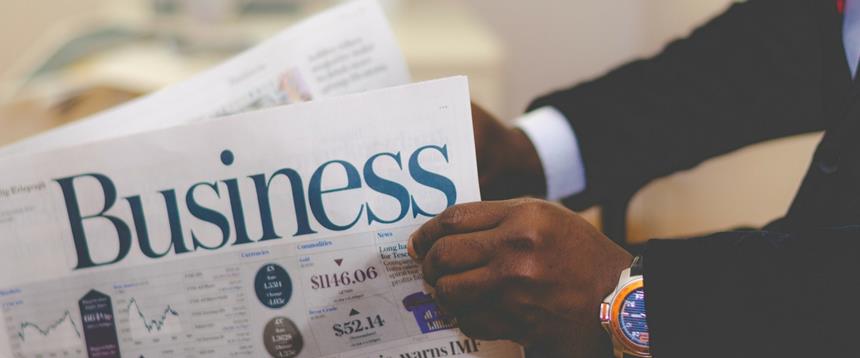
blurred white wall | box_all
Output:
[464,0,734,118]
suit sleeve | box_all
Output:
[644,227,860,357]
[528,0,827,209]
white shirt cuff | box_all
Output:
[516,106,586,201]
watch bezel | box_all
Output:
[608,276,650,357]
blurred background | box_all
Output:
[0,0,821,244]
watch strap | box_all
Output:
[630,255,644,276]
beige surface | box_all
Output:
[627,132,823,243]
[0,86,141,147]
[465,0,735,118]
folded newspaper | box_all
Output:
[0,76,523,357]
[0,1,524,357]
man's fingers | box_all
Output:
[408,202,508,260]
[431,268,521,341]
[456,309,519,341]
[432,268,537,343]
[433,267,500,315]
[421,231,496,285]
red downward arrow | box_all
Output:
[334,259,344,266]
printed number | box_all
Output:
[332,314,386,337]
[310,267,379,289]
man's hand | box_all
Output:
[408,198,632,358]
[471,103,546,199]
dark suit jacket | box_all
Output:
[529,0,859,356]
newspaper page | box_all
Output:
[0,77,524,358]
[0,0,410,158]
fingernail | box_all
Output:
[407,234,418,260]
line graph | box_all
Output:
[110,274,195,354]
[17,310,82,342]
[124,297,183,340]
[13,309,84,354]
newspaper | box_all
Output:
[0,0,410,158]
[0,77,523,358]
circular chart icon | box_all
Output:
[255,263,293,309]
[263,317,303,358]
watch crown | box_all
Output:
[599,302,611,322]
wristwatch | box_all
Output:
[599,256,650,358]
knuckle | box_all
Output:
[437,207,465,232]
[509,197,533,210]
[513,197,554,215]
[433,237,455,259]
[462,236,486,255]
[424,243,441,266]
[424,239,452,271]
[507,228,541,251]
[532,203,555,219]
[433,277,457,307]
[507,236,537,252]
[434,277,453,298]
[503,201,562,250]
[513,197,542,208]
[512,198,546,223]
[502,259,547,287]
[422,255,439,285]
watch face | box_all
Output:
[619,287,649,347]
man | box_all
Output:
[408,0,860,357]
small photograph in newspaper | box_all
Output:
[0,77,523,358]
